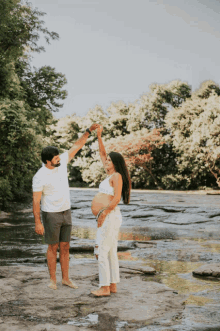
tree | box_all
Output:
[0,99,43,207]
[165,84,220,189]
[17,64,68,135]
[107,128,165,188]
[140,80,191,130]
[194,80,220,99]
[71,128,164,188]
[0,0,67,207]
[0,0,58,99]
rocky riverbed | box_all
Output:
[0,189,220,330]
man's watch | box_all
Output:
[86,128,91,135]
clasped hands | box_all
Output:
[89,123,103,136]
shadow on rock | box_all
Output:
[96,313,117,331]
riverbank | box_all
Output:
[1,190,220,330]
[1,188,220,215]
[1,239,220,331]
[70,187,220,195]
[0,262,183,331]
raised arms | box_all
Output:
[97,125,107,168]
[68,124,99,162]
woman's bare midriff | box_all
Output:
[91,192,114,216]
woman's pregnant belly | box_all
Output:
[91,193,114,216]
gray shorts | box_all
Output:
[41,209,72,245]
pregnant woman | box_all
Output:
[91,125,131,297]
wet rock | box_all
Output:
[0,211,10,220]
[120,268,143,275]
[192,264,220,278]
[207,191,220,195]
[19,208,33,213]
[161,214,208,225]
[69,241,133,253]
[132,240,157,249]
[157,206,185,213]
[0,265,184,330]
[190,253,200,262]
[0,222,14,227]
[120,261,156,275]
[131,209,167,219]
[69,244,94,253]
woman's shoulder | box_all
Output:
[111,172,122,181]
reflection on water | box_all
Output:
[71,227,96,240]
[201,243,220,253]
[144,259,219,295]
[163,274,213,295]
[146,260,202,274]
[68,312,128,331]
[117,251,137,261]
[1,189,220,269]
[119,231,151,241]
[71,226,152,242]
[184,295,213,306]
[74,253,94,259]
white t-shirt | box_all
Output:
[32,152,70,212]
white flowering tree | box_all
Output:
[56,80,220,189]
[140,80,191,129]
[62,101,145,186]
[165,81,220,189]
[72,128,165,188]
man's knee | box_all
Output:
[59,242,70,252]
[48,243,59,253]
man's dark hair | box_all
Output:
[41,146,59,164]
[109,151,131,205]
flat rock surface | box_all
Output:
[0,211,10,220]
[120,261,156,274]
[192,263,220,277]
[0,264,184,331]
[1,191,220,330]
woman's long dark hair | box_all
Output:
[109,152,131,204]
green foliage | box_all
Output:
[17,64,68,135]
[0,0,67,208]
[194,80,220,99]
[0,99,43,207]
[0,0,58,99]
[140,80,191,129]
[0,178,13,206]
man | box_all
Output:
[32,124,99,290]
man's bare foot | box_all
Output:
[110,283,117,293]
[48,279,57,290]
[91,286,110,297]
[62,279,78,289]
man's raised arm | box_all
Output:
[68,123,99,162]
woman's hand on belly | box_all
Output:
[97,209,108,228]
[91,193,113,216]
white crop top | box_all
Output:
[99,174,114,196]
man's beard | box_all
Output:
[51,161,60,167]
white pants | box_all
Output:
[94,206,122,287]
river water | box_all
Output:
[0,189,220,266]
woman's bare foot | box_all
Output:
[110,283,117,293]
[91,286,110,297]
